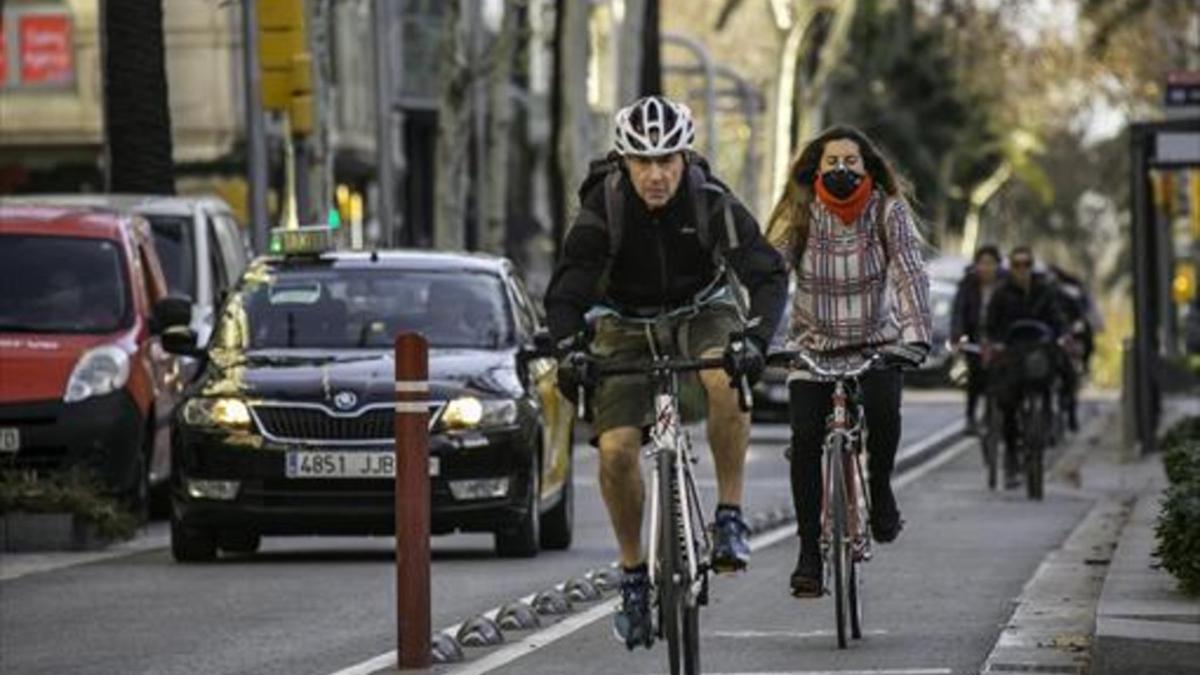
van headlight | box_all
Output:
[182,398,252,430]
[441,397,518,430]
[64,346,130,403]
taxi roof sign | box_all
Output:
[270,225,335,256]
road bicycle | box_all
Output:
[767,349,892,649]
[577,349,753,675]
[959,341,1002,490]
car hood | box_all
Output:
[0,333,129,404]
[199,347,524,404]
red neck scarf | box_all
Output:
[814,174,874,224]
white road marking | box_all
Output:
[641,670,952,675]
[329,434,972,675]
[707,629,890,639]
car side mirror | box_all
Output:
[161,326,203,358]
[152,295,193,335]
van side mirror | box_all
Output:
[161,326,203,358]
[152,295,193,335]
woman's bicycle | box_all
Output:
[574,348,753,675]
[767,349,892,649]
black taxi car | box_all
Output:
[163,228,574,561]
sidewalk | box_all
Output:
[1091,397,1200,675]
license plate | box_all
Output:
[0,428,18,453]
[285,451,440,479]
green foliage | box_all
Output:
[824,0,1005,236]
[0,470,138,541]
[1160,416,1200,454]
[1155,416,1200,595]
[1155,480,1200,596]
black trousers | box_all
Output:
[788,369,904,548]
[965,353,987,422]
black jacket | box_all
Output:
[544,161,787,348]
[950,268,1007,343]
[986,274,1066,344]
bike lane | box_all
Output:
[455,436,1094,675]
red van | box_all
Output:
[0,205,191,514]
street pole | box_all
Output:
[373,0,397,248]
[242,0,270,252]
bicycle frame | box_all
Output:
[645,368,710,606]
[820,377,872,566]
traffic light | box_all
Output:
[257,0,314,134]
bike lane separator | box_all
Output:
[328,436,974,675]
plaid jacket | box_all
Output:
[781,191,932,375]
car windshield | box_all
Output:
[0,235,130,334]
[146,214,195,297]
[212,267,514,350]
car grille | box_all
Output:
[251,403,443,444]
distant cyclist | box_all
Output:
[985,246,1068,488]
[766,126,932,597]
[951,245,1006,434]
[544,96,787,648]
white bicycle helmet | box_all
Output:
[613,96,695,157]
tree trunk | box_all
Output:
[103,0,175,194]
[483,1,519,255]
[554,0,592,236]
[434,0,472,250]
[640,0,662,95]
[616,0,647,106]
[770,0,856,206]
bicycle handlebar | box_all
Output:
[765,350,888,380]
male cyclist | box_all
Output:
[985,246,1068,488]
[544,96,787,649]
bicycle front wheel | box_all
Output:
[1022,395,1045,501]
[829,439,850,649]
[983,398,1000,491]
[657,450,700,675]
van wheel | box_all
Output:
[171,513,217,563]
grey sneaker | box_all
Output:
[613,567,654,650]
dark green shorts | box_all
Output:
[588,302,742,438]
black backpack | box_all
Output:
[579,151,744,302]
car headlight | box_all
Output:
[182,398,252,430]
[441,397,518,430]
[64,346,130,403]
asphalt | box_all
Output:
[0,394,961,675]
[463,432,1095,675]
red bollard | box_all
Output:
[394,332,430,670]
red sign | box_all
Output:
[19,14,73,85]
[1,18,8,85]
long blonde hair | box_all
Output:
[766,125,914,263]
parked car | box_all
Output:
[1,194,251,494]
[164,228,575,561]
[0,205,192,514]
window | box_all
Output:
[207,218,229,297]
[212,214,247,281]
[0,235,131,334]
[145,214,195,298]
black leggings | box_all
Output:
[788,369,904,548]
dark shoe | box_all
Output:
[790,547,823,598]
[870,488,904,543]
[711,509,751,573]
[1004,472,1021,490]
[613,567,654,650]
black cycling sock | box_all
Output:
[622,562,648,578]
[716,503,742,519]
